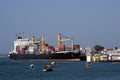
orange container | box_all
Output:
[58,45,66,51]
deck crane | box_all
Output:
[58,33,74,51]
[32,36,41,45]
[32,35,46,54]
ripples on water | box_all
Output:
[0,58,120,80]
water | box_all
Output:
[0,58,120,80]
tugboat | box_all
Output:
[9,32,86,61]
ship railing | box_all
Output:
[56,51,72,54]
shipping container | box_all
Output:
[48,46,55,54]
[25,45,29,50]
[20,48,25,54]
[73,45,80,48]
[47,50,51,55]
[16,45,20,52]
[51,50,56,54]
[58,45,66,51]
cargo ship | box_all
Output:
[9,33,86,61]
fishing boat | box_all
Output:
[30,64,35,70]
[8,32,86,61]
[42,65,53,72]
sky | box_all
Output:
[0,0,120,54]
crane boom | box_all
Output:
[58,33,74,51]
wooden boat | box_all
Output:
[42,65,53,72]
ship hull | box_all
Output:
[9,52,86,61]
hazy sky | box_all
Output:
[0,0,120,54]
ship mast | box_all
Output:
[58,33,62,48]
[41,35,46,54]
[22,32,24,39]
[32,36,35,45]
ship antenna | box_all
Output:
[16,33,18,39]
[22,32,24,39]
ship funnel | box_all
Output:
[22,32,24,39]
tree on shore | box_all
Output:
[94,45,104,51]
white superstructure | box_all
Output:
[13,38,30,53]
[9,33,37,54]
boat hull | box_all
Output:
[42,68,53,72]
[9,52,86,61]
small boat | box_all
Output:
[42,65,53,72]
[50,61,56,65]
[48,61,57,67]
[30,64,35,70]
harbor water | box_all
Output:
[0,57,120,80]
